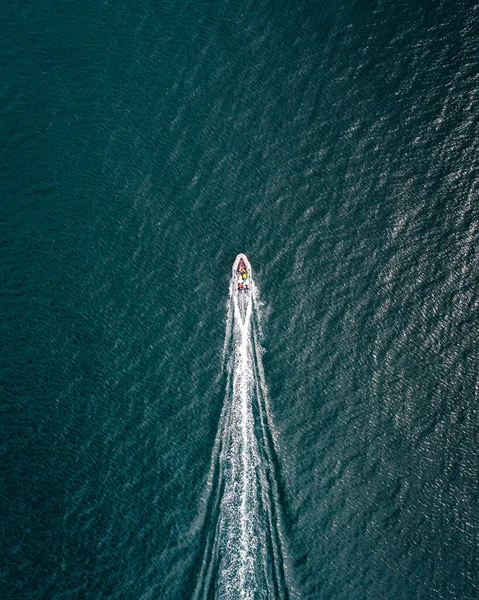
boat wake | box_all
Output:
[192,277,295,600]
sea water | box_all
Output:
[1,1,478,598]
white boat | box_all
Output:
[232,253,253,294]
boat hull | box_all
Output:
[232,253,253,293]
[232,254,253,323]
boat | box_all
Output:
[232,253,252,294]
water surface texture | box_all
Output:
[1,1,478,599]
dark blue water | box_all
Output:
[2,1,478,598]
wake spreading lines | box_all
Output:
[193,282,295,600]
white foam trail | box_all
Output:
[193,280,296,600]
